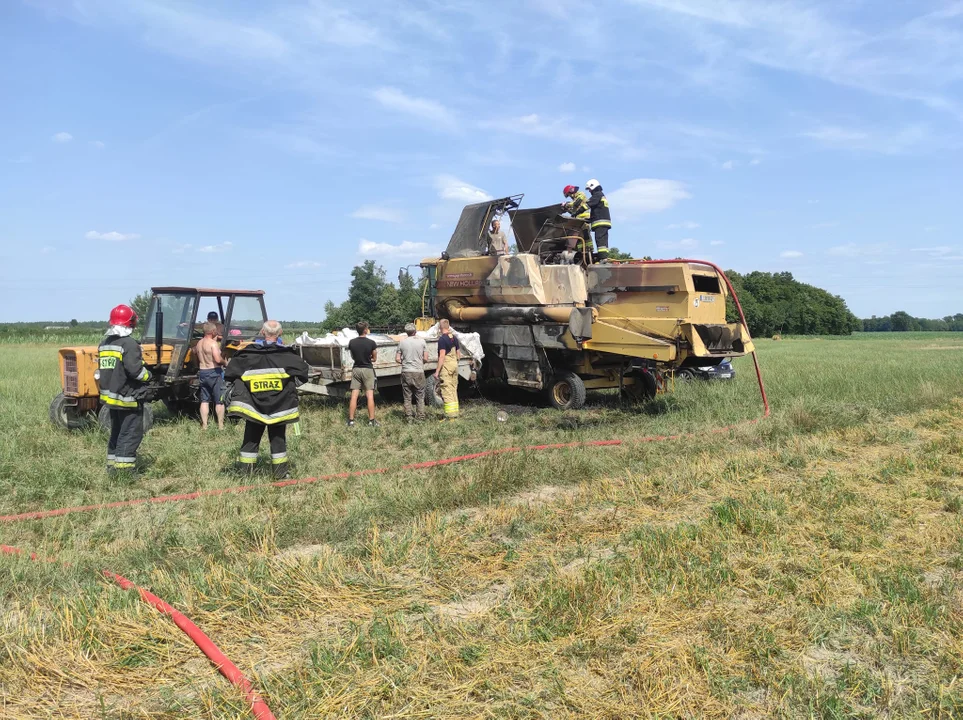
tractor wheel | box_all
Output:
[49,393,92,430]
[546,371,587,411]
[425,374,445,408]
[623,370,658,402]
[98,403,155,433]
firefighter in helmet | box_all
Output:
[585,179,612,261]
[97,304,153,475]
[562,185,593,258]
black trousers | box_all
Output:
[239,421,288,477]
[108,406,144,470]
[593,226,610,251]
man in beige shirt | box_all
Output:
[196,322,227,429]
[489,219,509,256]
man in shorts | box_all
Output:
[395,323,429,423]
[347,320,379,427]
[196,321,226,429]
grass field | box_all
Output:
[1,333,962,718]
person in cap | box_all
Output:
[395,323,429,423]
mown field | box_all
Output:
[1,333,962,718]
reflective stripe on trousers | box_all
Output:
[439,353,459,418]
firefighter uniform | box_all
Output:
[437,331,460,419]
[225,342,309,478]
[97,334,152,473]
[564,190,590,222]
[587,185,612,256]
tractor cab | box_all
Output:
[49,287,267,430]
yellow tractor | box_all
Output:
[49,287,268,430]
[420,197,754,409]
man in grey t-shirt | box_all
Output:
[395,323,429,422]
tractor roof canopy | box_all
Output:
[151,287,264,295]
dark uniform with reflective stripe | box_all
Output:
[225,342,310,477]
[97,335,152,472]
[587,186,612,256]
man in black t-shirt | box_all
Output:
[347,320,379,427]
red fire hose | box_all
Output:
[0,544,276,720]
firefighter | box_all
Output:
[585,179,612,261]
[562,185,590,222]
[434,319,460,421]
[225,320,309,479]
[97,304,152,475]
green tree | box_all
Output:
[69,318,78,327]
[607,247,633,260]
[129,289,152,322]
[322,262,428,332]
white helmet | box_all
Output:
[585,178,601,191]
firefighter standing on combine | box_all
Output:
[585,179,612,261]
[225,320,309,479]
[97,304,152,475]
[562,185,595,259]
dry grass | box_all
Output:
[1,335,963,718]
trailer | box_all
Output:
[294,334,478,405]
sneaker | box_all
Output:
[346,419,355,427]
[368,419,380,427]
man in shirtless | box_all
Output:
[196,321,227,429]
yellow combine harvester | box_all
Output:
[420,197,754,409]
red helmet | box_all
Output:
[563,185,578,197]
[109,304,138,328]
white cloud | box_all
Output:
[749,157,761,165]
[667,221,700,230]
[780,250,803,258]
[558,161,576,172]
[911,246,955,258]
[801,124,939,155]
[709,240,724,246]
[608,178,691,220]
[198,241,233,253]
[41,246,55,255]
[626,0,963,116]
[429,223,440,230]
[89,140,106,149]
[350,205,405,223]
[358,239,430,257]
[372,87,456,130]
[286,260,321,269]
[85,230,141,242]
[52,132,73,143]
[721,160,734,170]
[434,174,492,203]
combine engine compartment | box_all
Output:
[420,197,755,407]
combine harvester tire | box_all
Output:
[546,371,586,411]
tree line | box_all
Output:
[861,312,963,332]
[724,270,860,336]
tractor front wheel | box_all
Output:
[49,393,92,430]
[546,371,587,411]
[98,403,155,434]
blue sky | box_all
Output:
[2,0,961,322]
